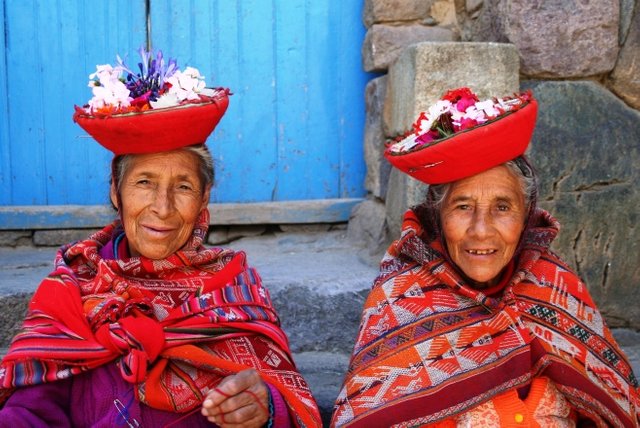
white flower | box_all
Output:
[418,100,452,131]
[87,79,132,111]
[149,93,180,109]
[88,64,125,87]
[389,134,420,154]
[166,66,207,102]
[86,64,132,112]
[474,99,501,119]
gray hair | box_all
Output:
[112,145,215,194]
[428,157,537,212]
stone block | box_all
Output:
[362,24,456,72]
[347,199,388,254]
[207,227,230,245]
[523,80,640,328]
[278,224,332,233]
[363,0,433,27]
[384,169,430,239]
[364,76,392,199]
[383,41,520,137]
[608,4,640,109]
[33,229,100,247]
[0,231,32,247]
[464,0,620,78]
[506,0,619,77]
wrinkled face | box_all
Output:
[110,150,210,260]
[440,165,527,288]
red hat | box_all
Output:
[384,88,537,184]
[73,47,230,155]
[73,90,229,155]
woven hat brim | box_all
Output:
[73,91,229,155]
[384,99,538,184]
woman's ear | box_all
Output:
[110,181,119,210]
[201,186,211,211]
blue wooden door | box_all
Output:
[0,1,146,206]
[0,0,369,210]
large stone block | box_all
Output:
[506,0,619,77]
[347,198,388,257]
[0,231,32,247]
[364,76,392,199]
[384,169,429,240]
[362,24,456,72]
[523,80,640,328]
[33,229,100,247]
[383,41,520,137]
[608,3,640,109]
[462,0,620,78]
[363,0,433,27]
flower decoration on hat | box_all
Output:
[384,87,537,184]
[73,46,230,155]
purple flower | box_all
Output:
[116,46,179,102]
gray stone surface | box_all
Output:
[608,2,640,109]
[460,0,620,78]
[347,198,388,259]
[523,80,640,328]
[384,169,429,240]
[207,225,268,245]
[383,41,520,137]
[363,0,434,27]
[0,231,32,247]
[364,76,392,199]
[0,246,56,296]
[619,0,638,44]
[507,0,619,77]
[33,228,101,247]
[362,24,456,72]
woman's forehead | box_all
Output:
[446,166,524,200]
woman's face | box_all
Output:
[110,150,210,260]
[440,165,527,288]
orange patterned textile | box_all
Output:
[332,209,639,427]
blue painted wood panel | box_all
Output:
[151,0,369,203]
[0,0,146,205]
[0,0,369,207]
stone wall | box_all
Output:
[350,0,640,328]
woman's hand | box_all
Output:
[201,369,270,427]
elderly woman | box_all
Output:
[0,48,321,427]
[332,88,639,427]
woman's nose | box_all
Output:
[468,209,494,238]
[150,188,174,217]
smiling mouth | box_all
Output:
[144,225,174,233]
[467,249,497,255]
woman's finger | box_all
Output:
[201,369,270,426]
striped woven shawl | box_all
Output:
[332,209,639,427]
[0,210,321,427]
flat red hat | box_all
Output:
[385,89,537,184]
[73,89,229,155]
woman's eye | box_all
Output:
[456,204,471,211]
[178,183,194,191]
[136,179,151,186]
[497,204,510,211]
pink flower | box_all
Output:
[455,96,476,112]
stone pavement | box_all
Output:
[1,229,639,425]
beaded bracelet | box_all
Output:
[266,385,275,428]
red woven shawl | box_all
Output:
[0,211,321,427]
[332,209,639,427]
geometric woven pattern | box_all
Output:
[332,209,639,427]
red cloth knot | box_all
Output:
[95,313,165,383]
